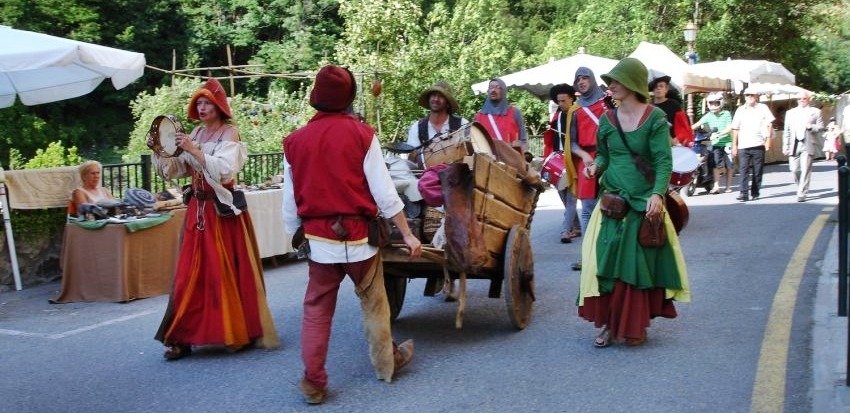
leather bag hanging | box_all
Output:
[638,213,667,248]
[213,188,248,217]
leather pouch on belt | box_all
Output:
[599,192,629,220]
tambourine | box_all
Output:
[148,114,185,157]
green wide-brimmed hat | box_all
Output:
[601,57,650,101]
[419,81,459,114]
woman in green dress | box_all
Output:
[578,58,691,347]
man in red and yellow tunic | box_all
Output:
[283,65,421,404]
[569,67,608,271]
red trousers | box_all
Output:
[301,255,395,389]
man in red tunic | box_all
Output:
[283,65,422,404]
[569,67,608,270]
[474,78,528,153]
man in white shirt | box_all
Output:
[782,91,823,202]
[406,81,469,168]
[731,89,775,202]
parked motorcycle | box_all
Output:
[686,124,716,196]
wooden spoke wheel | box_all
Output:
[384,276,407,322]
[503,224,534,330]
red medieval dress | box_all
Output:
[153,133,279,350]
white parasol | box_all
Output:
[0,26,145,290]
[0,25,146,108]
[471,51,618,100]
[683,59,796,94]
[627,41,689,92]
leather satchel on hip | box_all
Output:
[367,216,391,248]
[599,192,629,220]
[638,213,666,248]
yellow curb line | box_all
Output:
[750,210,830,413]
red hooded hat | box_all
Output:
[188,78,232,120]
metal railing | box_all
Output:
[101,152,283,198]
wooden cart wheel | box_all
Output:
[503,224,534,330]
[384,276,407,322]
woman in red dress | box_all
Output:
[150,78,279,360]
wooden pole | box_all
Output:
[226,45,235,96]
[171,49,176,87]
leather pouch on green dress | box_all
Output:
[638,213,666,248]
[599,192,628,220]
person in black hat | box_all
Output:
[543,83,581,243]
[405,81,469,167]
[649,75,694,146]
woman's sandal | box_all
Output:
[164,344,192,360]
[593,328,612,348]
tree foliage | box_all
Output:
[1,0,847,167]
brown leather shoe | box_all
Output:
[299,378,327,404]
[393,339,415,374]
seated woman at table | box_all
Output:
[70,160,114,215]
[148,78,279,360]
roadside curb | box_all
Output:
[813,225,850,412]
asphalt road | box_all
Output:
[0,159,838,413]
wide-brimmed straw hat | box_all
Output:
[419,81,459,114]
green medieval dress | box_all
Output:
[578,106,691,342]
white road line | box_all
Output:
[0,309,158,339]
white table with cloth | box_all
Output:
[244,188,292,259]
[51,209,186,303]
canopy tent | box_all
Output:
[471,52,617,100]
[627,41,689,92]
[682,59,795,95]
[0,25,146,108]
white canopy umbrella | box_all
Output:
[0,25,146,108]
[628,41,688,92]
[683,59,795,94]
[471,51,618,100]
[0,26,145,290]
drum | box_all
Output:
[422,122,493,167]
[148,114,185,157]
[670,146,698,188]
[541,151,568,190]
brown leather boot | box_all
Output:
[393,339,415,375]
[299,378,327,404]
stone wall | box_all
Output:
[0,222,63,292]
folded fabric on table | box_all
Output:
[124,214,172,233]
[71,219,109,230]
[70,214,172,232]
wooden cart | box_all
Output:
[382,152,541,330]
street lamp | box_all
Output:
[683,21,698,123]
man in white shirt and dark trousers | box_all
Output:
[782,91,823,202]
[731,89,775,202]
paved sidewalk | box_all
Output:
[813,226,850,412]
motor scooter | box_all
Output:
[686,124,716,196]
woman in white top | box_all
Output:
[70,160,113,213]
